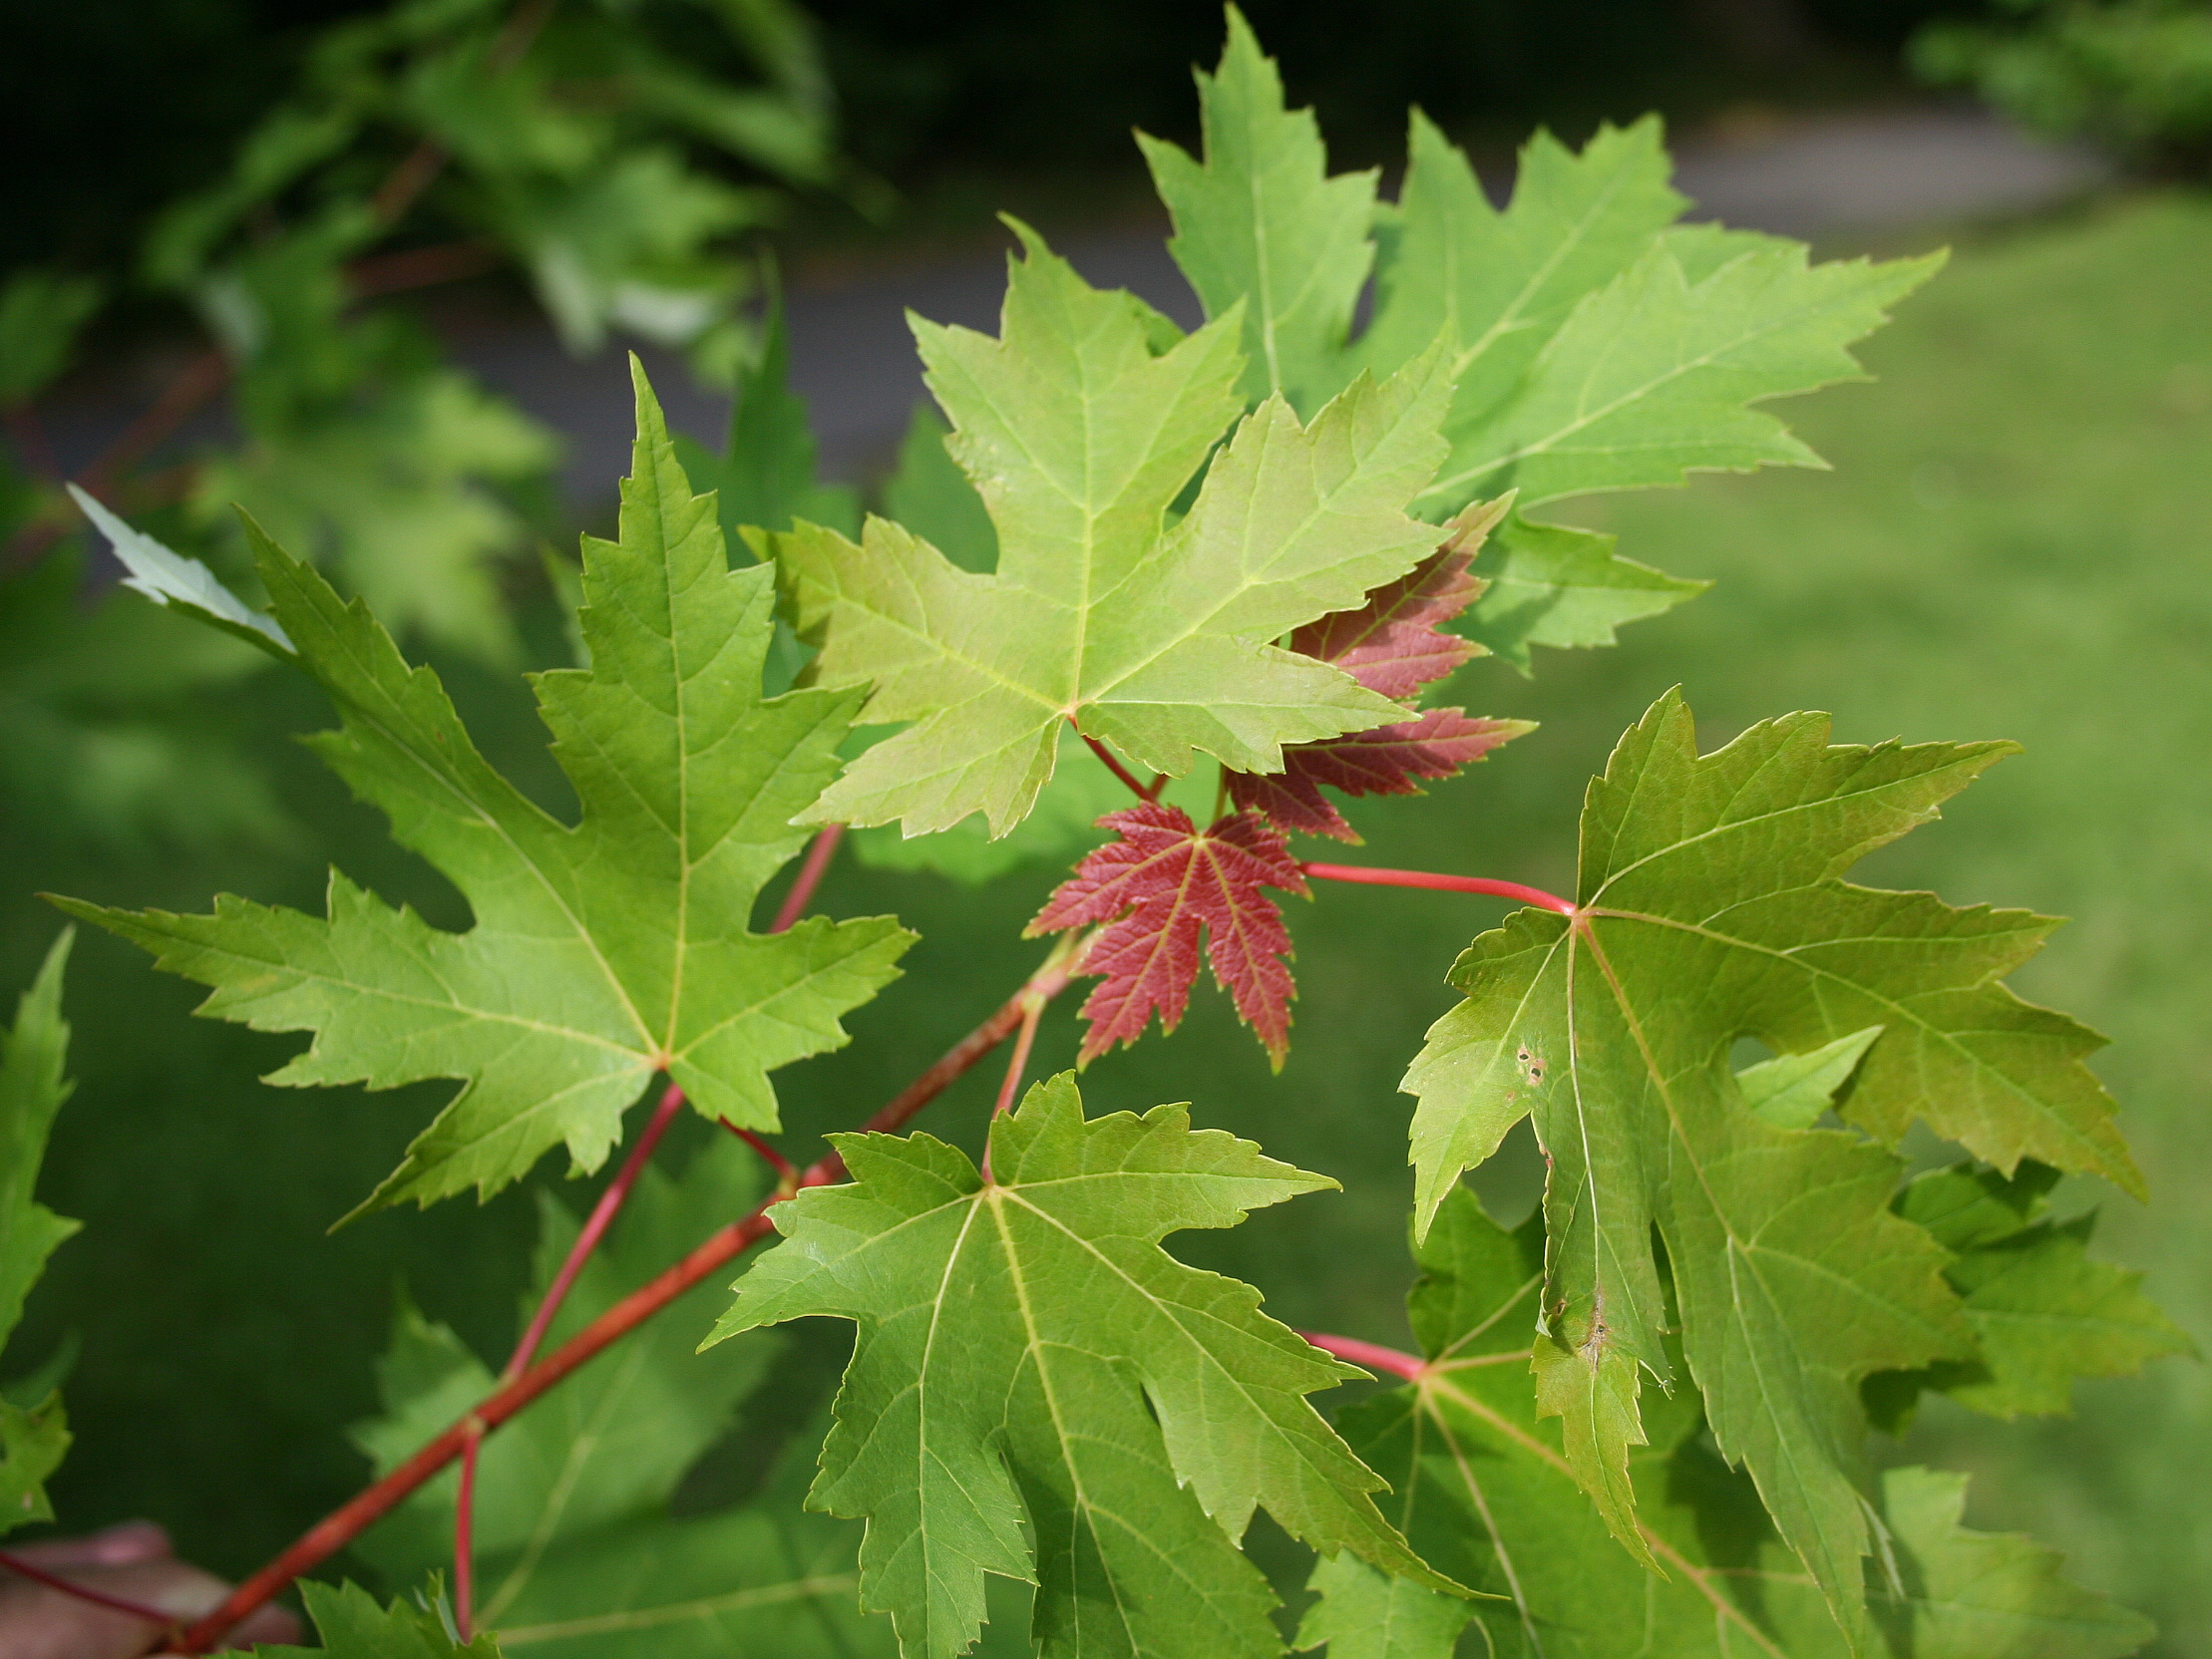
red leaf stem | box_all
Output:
[1296,1330,1427,1383]
[1300,862,1577,915]
[454,1079,688,1635]
[726,1123,799,1190]
[170,948,1079,1656]
[769,824,846,934]
[1078,728,1157,804]
[451,1425,484,1640]
[0,1549,179,1627]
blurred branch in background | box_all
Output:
[1912,0,2212,176]
[0,0,850,851]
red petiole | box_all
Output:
[1300,861,1577,915]
[171,950,1078,1656]
[1297,1330,1428,1383]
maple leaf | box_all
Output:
[1027,803,1309,1065]
[241,1579,502,1658]
[0,930,78,1539]
[55,366,914,1213]
[1297,1188,2155,1659]
[707,1074,1454,1659]
[1866,1160,2194,1430]
[1230,500,1535,840]
[1134,5,1376,414]
[768,224,1451,837]
[1399,690,2141,1636]
[1143,18,1930,668]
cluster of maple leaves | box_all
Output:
[1027,499,1530,1066]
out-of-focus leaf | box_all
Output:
[0,931,80,1537]
[675,291,859,548]
[1868,1161,2196,1427]
[353,1133,781,1605]
[242,1578,503,1658]
[0,271,104,405]
[197,367,555,665]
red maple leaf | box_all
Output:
[1235,498,1531,840]
[1027,804,1307,1066]
[1229,709,1534,841]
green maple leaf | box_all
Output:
[1141,17,1934,669]
[1356,116,1685,422]
[707,1073,1454,1659]
[0,930,79,1539]
[1300,1189,2153,1659]
[1136,6,1376,414]
[1456,514,1706,672]
[1399,690,2140,1635]
[55,367,913,1213]
[242,1579,504,1658]
[1,930,80,1356]
[1867,1161,2194,1427]
[1415,234,1944,514]
[770,226,1449,836]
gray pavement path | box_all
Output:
[47,107,2101,505]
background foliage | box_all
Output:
[1,2,2207,1656]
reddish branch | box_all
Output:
[453,1078,688,1635]
[454,817,846,1636]
[770,824,846,934]
[0,1550,177,1626]
[5,0,558,569]
[171,948,1077,1655]
[1300,861,1578,916]
[1298,1330,1427,1384]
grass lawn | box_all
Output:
[10,188,2207,1651]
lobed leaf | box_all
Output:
[708,1074,1453,1659]
[769,225,1449,837]
[1028,804,1309,1065]
[1300,1189,2153,1659]
[56,366,912,1213]
[1868,1161,2194,1427]
[1401,690,2139,1634]
[0,932,80,1538]
[241,1578,503,1658]
[1137,6,1375,415]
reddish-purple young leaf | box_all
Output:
[1229,710,1534,841]
[1028,804,1308,1066]
[1285,498,1507,700]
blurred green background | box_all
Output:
[4,0,2208,1654]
